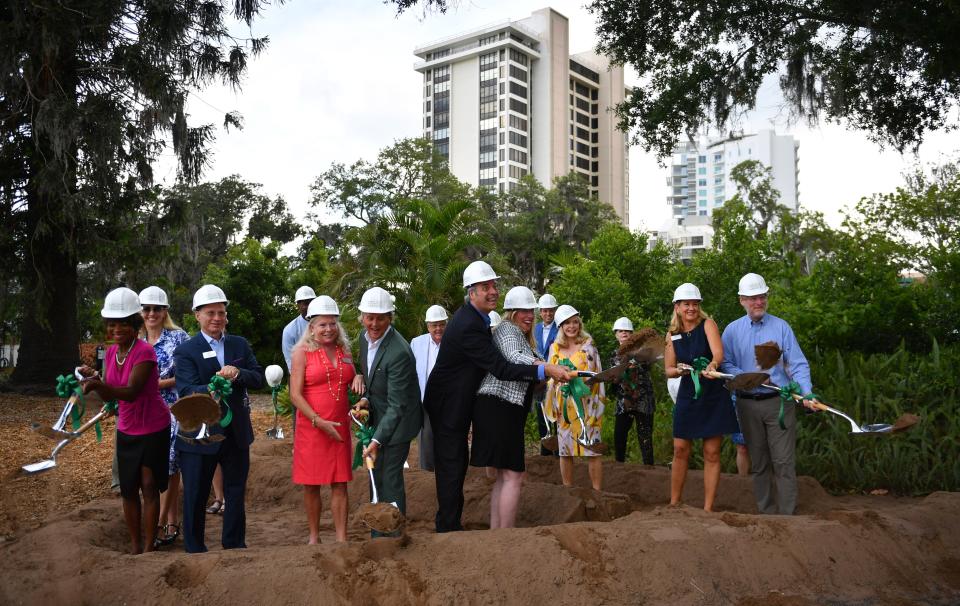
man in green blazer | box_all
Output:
[355,287,423,533]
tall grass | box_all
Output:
[525,342,960,495]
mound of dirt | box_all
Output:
[1,394,958,604]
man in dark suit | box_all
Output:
[174,284,264,553]
[423,261,573,532]
[533,293,560,455]
[354,287,422,536]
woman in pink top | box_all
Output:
[80,288,171,554]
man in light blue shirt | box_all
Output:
[721,273,816,515]
[281,286,316,373]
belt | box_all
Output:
[737,391,778,400]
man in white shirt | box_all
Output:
[409,305,447,471]
[533,294,559,455]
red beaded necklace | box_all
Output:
[320,346,344,401]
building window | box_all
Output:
[574,82,590,97]
[576,157,590,170]
[698,167,706,175]
[509,115,527,131]
[569,59,600,83]
[509,148,528,164]
[433,128,449,140]
[509,49,528,66]
[698,155,706,163]
[575,97,590,112]
[509,65,527,82]
[509,98,527,114]
[698,189,707,197]
[509,131,527,147]
[509,82,527,99]
[698,179,706,186]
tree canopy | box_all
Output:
[585,0,960,156]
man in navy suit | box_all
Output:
[423,262,573,532]
[174,284,264,553]
[533,293,559,455]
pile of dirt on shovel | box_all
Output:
[1,393,958,605]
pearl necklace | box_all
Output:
[115,341,134,367]
[320,346,344,401]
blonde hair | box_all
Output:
[668,302,711,334]
[554,315,591,348]
[501,309,537,350]
[296,316,350,353]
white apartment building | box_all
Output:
[651,129,800,259]
[413,7,630,224]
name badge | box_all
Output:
[203,350,217,359]
[671,334,682,341]
[342,357,353,364]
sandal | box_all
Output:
[155,523,180,547]
[206,499,223,515]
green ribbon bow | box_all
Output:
[207,375,234,428]
[690,357,711,400]
[94,400,120,442]
[778,381,803,430]
[558,358,591,424]
[352,423,376,470]
[55,374,86,431]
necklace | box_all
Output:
[115,341,134,367]
[320,346,344,401]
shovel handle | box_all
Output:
[365,451,377,470]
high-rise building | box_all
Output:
[413,7,630,224]
[651,129,800,259]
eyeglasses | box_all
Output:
[142,306,167,313]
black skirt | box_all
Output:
[470,394,528,472]
[116,426,170,499]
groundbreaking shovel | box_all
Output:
[23,408,111,474]
[539,399,559,453]
[349,412,404,534]
[264,364,285,439]
[562,385,608,455]
[699,368,899,436]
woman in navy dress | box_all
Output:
[664,283,739,511]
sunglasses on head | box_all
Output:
[142,305,167,313]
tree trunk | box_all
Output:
[10,35,81,388]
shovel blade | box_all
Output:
[30,423,71,440]
[22,459,57,474]
[855,424,894,435]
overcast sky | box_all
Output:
[158,0,958,233]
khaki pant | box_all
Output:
[737,395,798,515]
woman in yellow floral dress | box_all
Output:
[544,305,605,490]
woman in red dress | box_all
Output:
[289,295,356,543]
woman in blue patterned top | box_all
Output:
[139,286,189,547]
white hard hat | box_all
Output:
[192,284,229,310]
[358,287,396,313]
[463,260,499,288]
[307,295,340,318]
[555,304,579,326]
[488,310,502,327]
[504,286,538,310]
[101,287,141,318]
[138,286,169,307]
[425,305,448,322]
[612,317,634,332]
[264,365,284,388]
[738,273,769,296]
[537,293,558,308]
[294,285,317,302]
[672,283,702,302]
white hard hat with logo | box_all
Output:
[488,310,502,328]
[138,286,169,307]
[425,305,448,322]
[738,273,769,297]
[295,285,317,302]
[537,293,558,309]
[358,287,396,313]
[554,304,580,326]
[102,287,142,318]
[672,283,702,302]
[504,286,538,310]
[462,260,499,288]
[192,284,229,310]
[612,317,634,332]
[307,295,340,318]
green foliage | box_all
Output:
[585,0,960,155]
[200,239,292,368]
[797,344,960,495]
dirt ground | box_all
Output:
[1,392,958,605]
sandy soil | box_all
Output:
[1,393,958,605]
